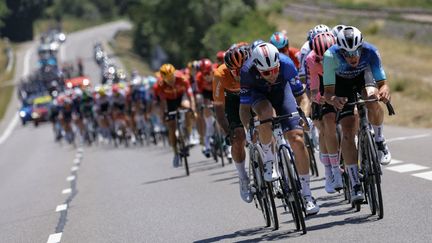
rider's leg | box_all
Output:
[339,115,360,186]
[252,99,274,162]
[166,120,177,153]
[232,127,247,177]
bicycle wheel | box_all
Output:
[280,146,306,234]
[218,135,225,167]
[304,132,319,177]
[263,181,279,230]
[365,131,383,219]
[277,153,300,230]
[250,148,271,227]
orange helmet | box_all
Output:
[159,64,176,84]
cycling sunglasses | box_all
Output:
[259,65,280,77]
[341,46,362,58]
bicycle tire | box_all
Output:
[365,131,384,218]
[264,181,279,230]
[277,153,300,230]
[281,147,307,234]
[250,147,271,227]
[218,136,225,167]
[304,132,319,177]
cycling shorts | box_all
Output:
[225,92,243,131]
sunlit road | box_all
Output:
[1,21,432,243]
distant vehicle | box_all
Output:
[31,95,53,126]
[65,76,91,89]
[19,103,33,125]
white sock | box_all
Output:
[320,153,332,179]
[299,174,311,199]
[204,136,211,149]
[261,142,274,162]
[204,116,214,137]
[235,160,248,180]
[372,124,384,142]
[347,164,360,187]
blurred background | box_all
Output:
[0,0,431,127]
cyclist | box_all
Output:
[240,42,319,215]
[306,32,342,193]
[216,51,225,67]
[154,64,196,167]
[323,26,392,203]
[298,24,331,85]
[213,43,252,203]
[269,31,300,69]
[196,58,216,158]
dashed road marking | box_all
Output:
[55,204,68,212]
[71,166,79,172]
[389,159,403,165]
[47,233,62,243]
[386,163,429,173]
[66,176,76,181]
[387,133,431,143]
[73,158,80,164]
[62,188,72,194]
[412,171,432,181]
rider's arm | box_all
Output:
[323,50,346,109]
[369,45,390,102]
[212,75,230,134]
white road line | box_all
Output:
[412,171,432,181]
[0,115,19,145]
[76,154,83,159]
[387,134,431,143]
[47,233,62,243]
[73,158,80,164]
[55,204,68,212]
[71,166,79,172]
[388,159,404,165]
[62,188,72,194]
[386,163,429,173]
[0,47,33,145]
[77,147,84,153]
[66,176,76,181]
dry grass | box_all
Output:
[109,30,152,76]
[34,17,107,36]
[270,15,432,128]
[0,39,15,119]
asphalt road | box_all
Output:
[1,21,432,243]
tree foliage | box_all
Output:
[128,0,273,68]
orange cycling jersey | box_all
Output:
[196,71,214,93]
[212,64,240,104]
[288,47,300,69]
[154,72,193,100]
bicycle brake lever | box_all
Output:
[386,102,395,116]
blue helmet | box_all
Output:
[251,39,265,51]
[269,32,288,49]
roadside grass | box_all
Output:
[0,39,15,120]
[269,14,432,128]
[109,30,152,76]
[34,16,108,36]
[290,0,432,9]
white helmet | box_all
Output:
[313,24,330,35]
[252,42,280,71]
[337,26,363,51]
[332,24,346,38]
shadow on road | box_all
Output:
[142,175,188,185]
[193,226,302,243]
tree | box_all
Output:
[2,0,51,41]
[128,0,261,68]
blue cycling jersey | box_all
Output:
[323,42,386,86]
[240,53,304,105]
